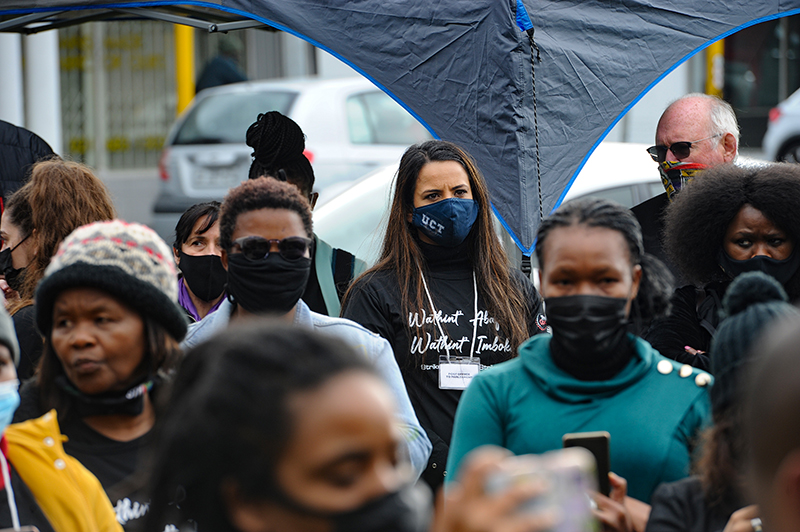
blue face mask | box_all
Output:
[411,198,479,247]
[0,380,20,433]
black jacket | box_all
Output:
[631,193,688,286]
[341,241,545,492]
[646,476,742,532]
[643,281,729,372]
[0,120,54,207]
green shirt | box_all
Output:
[446,334,712,502]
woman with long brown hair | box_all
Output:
[342,140,544,491]
[0,158,115,379]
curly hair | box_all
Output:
[663,163,800,297]
[535,197,674,324]
[219,177,313,250]
[5,158,115,315]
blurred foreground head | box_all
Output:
[146,324,428,532]
[745,313,800,532]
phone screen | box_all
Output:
[562,431,611,495]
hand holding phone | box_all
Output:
[562,431,611,496]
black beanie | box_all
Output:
[710,271,800,414]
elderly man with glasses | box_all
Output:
[632,93,740,279]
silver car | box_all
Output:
[152,76,432,239]
[763,88,800,162]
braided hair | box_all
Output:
[535,197,674,324]
[245,111,315,196]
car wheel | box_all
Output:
[777,138,800,162]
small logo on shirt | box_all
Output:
[536,313,548,331]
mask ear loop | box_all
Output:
[0,450,20,530]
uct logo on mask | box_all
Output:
[420,213,445,235]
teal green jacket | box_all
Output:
[446,334,712,502]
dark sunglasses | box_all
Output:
[231,236,313,261]
[646,134,721,163]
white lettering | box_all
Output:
[421,213,445,235]
[470,310,500,331]
[115,498,150,525]
[474,335,512,354]
[408,308,464,328]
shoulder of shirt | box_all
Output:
[642,340,713,390]
[309,310,384,340]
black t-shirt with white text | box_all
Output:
[342,240,545,490]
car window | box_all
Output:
[173,90,297,145]
[647,182,665,199]
[346,91,432,145]
[573,184,636,208]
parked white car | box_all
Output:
[763,88,800,162]
[151,76,432,238]
[314,142,664,267]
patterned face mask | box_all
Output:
[659,160,710,201]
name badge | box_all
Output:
[438,355,481,390]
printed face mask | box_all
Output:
[178,251,227,302]
[411,198,479,247]
[659,161,709,201]
[545,295,629,359]
[718,249,800,285]
[226,253,311,315]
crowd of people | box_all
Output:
[0,93,797,532]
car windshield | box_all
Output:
[173,90,297,145]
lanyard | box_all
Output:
[419,270,478,362]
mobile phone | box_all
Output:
[485,448,597,532]
[563,431,610,496]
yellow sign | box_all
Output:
[706,40,724,97]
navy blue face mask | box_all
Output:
[718,249,800,285]
[411,198,479,247]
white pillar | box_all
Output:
[24,31,62,154]
[0,34,25,126]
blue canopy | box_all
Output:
[1,0,798,252]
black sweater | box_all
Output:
[643,281,729,372]
[646,476,743,532]
[341,241,545,491]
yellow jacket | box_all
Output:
[4,410,123,532]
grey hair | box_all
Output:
[670,93,740,148]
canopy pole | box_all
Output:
[175,25,195,114]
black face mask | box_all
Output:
[545,295,631,377]
[717,249,800,286]
[178,251,227,302]
[270,484,430,532]
[55,374,155,418]
[226,253,311,315]
[0,234,30,292]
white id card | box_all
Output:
[438,355,481,390]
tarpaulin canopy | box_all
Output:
[1,0,798,253]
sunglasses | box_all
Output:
[231,236,313,261]
[646,134,721,163]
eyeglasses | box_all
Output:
[646,134,722,163]
[231,236,313,261]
